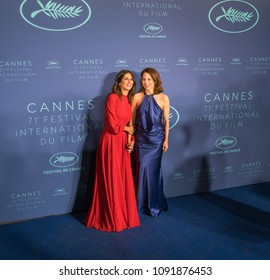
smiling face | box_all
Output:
[141,72,155,94]
[119,72,134,95]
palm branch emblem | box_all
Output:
[31,0,83,19]
[216,7,253,23]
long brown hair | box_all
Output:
[139,67,163,95]
[112,70,136,102]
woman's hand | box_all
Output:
[162,141,168,152]
[124,125,135,135]
[126,140,135,153]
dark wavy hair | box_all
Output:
[112,70,136,102]
[139,67,163,95]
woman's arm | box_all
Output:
[162,94,170,152]
[106,94,134,135]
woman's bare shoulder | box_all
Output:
[133,92,144,101]
[160,92,169,101]
[135,92,144,98]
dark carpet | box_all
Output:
[1,182,270,260]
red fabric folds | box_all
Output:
[84,93,140,232]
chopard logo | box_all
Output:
[231,57,241,64]
[47,60,59,67]
[20,0,91,31]
[46,60,61,69]
[49,152,79,168]
[215,136,237,149]
[53,187,67,196]
[116,59,127,65]
[178,58,188,64]
[143,23,163,35]
[208,0,259,33]
[176,58,189,66]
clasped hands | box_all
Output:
[126,140,134,153]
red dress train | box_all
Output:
[84,93,140,232]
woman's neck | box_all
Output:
[144,90,154,95]
[122,90,128,96]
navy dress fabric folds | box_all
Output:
[135,94,168,217]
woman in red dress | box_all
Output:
[84,70,140,232]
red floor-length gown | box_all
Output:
[84,93,140,232]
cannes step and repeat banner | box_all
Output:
[1,0,270,223]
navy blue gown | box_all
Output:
[135,94,168,217]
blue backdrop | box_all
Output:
[1,0,270,223]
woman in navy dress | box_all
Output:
[130,68,170,217]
